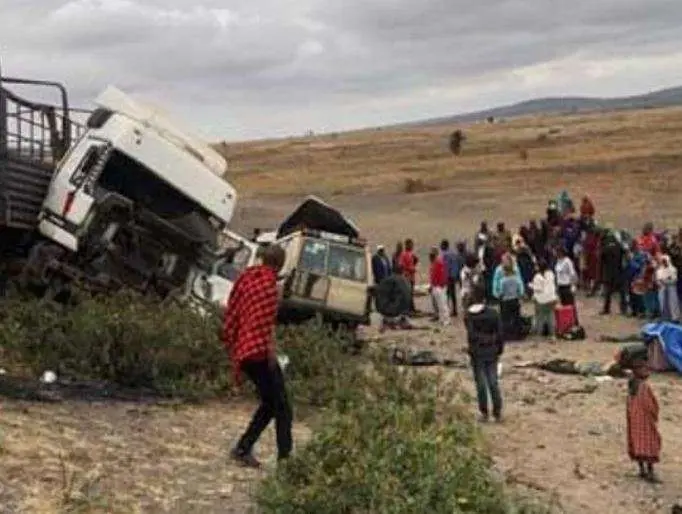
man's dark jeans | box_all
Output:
[471,358,502,418]
[603,281,628,314]
[446,277,458,316]
[236,359,293,460]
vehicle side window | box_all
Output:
[215,244,252,280]
[328,244,367,282]
[299,239,328,274]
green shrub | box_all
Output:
[256,357,550,514]
[0,292,232,397]
[256,334,546,514]
[275,322,366,412]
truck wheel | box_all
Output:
[374,275,412,318]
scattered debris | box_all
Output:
[555,384,599,399]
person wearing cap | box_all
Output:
[371,245,392,285]
[626,360,662,483]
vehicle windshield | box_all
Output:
[214,241,254,281]
[298,237,367,282]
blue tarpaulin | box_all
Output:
[641,322,682,373]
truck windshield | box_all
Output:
[299,238,367,282]
[215,245,253,281]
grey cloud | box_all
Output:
[2,0,682,139]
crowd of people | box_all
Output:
[371,191,666,480]
[373,191,682,338]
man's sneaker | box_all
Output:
[478,413,489,423]
[493,414,504,423]
[230,448,261,469]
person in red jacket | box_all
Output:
[222,244,291,468]
[429,247,450,325]
[399,238,418,313]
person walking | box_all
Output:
[464,286,504,422]
[223,245,292,468]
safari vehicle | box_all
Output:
[269,196,373,330]
[1,62,237,299]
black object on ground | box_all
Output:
[374,275,412,318]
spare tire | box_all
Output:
[374,275,411,318]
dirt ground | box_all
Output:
[368,295,682,514]
[3,107,682,512]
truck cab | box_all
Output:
[30,88,236,296]
[2,67,239,299]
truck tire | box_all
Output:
[374,275,412,318]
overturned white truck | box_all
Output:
[0,66,236,299]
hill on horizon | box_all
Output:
[405,85,682,127]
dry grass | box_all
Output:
[218,106,682,200]
[0,400,310,513]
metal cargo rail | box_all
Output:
[0,69,88,230]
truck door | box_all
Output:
[41,139,111,232]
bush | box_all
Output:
[275,322,366,413]
[257,354,550,514]
[0,292,231,397]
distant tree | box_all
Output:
[449,129,465,156]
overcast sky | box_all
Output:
[2,0,682,141]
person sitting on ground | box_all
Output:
[223,244,292,468]
[529,259,558,341]
[465,285,504,423]
[626,360,662,483]
[494,258,525,341]
[429,246,450,326]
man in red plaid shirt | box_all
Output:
[223,244,291,468]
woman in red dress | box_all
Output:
[626,360,662,482]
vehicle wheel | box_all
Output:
[374,275,412,318]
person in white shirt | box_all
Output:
[529,259,558,339]
[554,247,578,306]
[460,254,482,309]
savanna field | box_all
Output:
[3,107,682,513]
